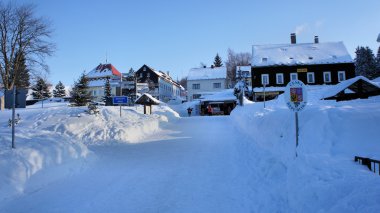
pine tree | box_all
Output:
[375,46,380,79]
[213,53,223,67]
[103,77,111,103]
[53,81,66,97]
[31,77,51,100]
[12,51,30,89]
[71,71,91,106]
[355,46,377,79]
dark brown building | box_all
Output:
[251,34,355,100]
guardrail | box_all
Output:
[354,156,380,175]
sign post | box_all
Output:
[12,86,16,149]
[112,96,128,117]
[284,80,307,157]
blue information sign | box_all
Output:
[112,96,128,105]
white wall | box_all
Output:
[187,79,226,101]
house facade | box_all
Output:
[135,64,184,102]
[86,63,122,102]
[187,66,227,101]
[251,34,355,100]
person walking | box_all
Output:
[187,107,193,117]
[207,105,213,116]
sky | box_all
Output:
[15,0,380,87]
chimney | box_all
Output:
[314,36,319,44]
[203,65,206,68]
[290,33,296,44]
[211,65,214,68]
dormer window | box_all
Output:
[280,48,287,51]
[262,57,268,63]
[332,55,337,59]
[308,56,313,60]
[289,57,294,60]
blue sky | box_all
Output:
[19,0,380,86]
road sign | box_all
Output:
[112,96,128,105]
[284,80,307,112]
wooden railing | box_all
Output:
[355,156,380,175]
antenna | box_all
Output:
[105,51,108,64]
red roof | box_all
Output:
[95,63,121,77]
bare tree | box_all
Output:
[0,2,55,90]
[178,77,187,89]
[224,48,251,87]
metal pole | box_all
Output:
[120,104,122,117]
[12,86,16,149]
[295,111,299,147]
[263,84,266,108]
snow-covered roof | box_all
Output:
[321,76,380,99]
[87,63,122,79]
[135,93,161,105]
[200,89,237,102]
[252,42,353,67]
[187,66,227,81]
[253,86,286,92]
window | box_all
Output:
[323,72,331,83]
[143,67,146,71]
[192,83,200,90]
[262,58,268,63]
[276,73,284,84]
[213,82,221,88]
[147,73,150,78]
[93,90,97,96]
[261,74,269,85]
[338,71,346,82]
[290,73,298,81]
[307,72,315,84]
[193,94,201,99]
[140,73,143,78]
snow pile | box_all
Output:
[230,90,380,211]
[0,103,91,201]
[0,102,177,201]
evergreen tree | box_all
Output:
[103,77,112,103]
[375,46,380,79]
[71,71,91,106]
[53,81,66,97]
[12,51,30,89]
[31,77,51,99]
[213,53,223,67]
[355,46,377,79]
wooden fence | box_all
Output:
[354,156,380,175]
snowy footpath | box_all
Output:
[1,95,380,212]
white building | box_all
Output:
[135,65,185,102]
[86,63,122,101]
[187,66,227,101]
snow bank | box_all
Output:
[0,127,90,201]
[0,102,178,201]
[230,91,380,211]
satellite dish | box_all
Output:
[377,33,380,42]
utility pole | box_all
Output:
[12,86,16,149]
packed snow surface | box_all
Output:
[1,91,379,212]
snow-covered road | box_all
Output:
[1,116,262,213]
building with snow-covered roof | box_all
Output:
[86,63,122,101]
[135,64,184,102]
[187,66,227,101]
[251,34,355,101]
